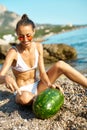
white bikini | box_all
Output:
[12,46,39,95]
[12,46,38,72]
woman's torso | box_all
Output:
[11,42,39,87]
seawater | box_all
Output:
[0,64,2,68]
[42,27,87,74]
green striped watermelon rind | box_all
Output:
[32,88,64,119]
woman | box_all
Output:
[0,14,87,105]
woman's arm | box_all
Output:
[0,48,15,81]
[0,48,21,94]
[36,43,64,94]
[37,43,52,87]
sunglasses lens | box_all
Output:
[27,36,33,41]
[18,36,24,41]
[18,35,33,41]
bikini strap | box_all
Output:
[12,46,18,52]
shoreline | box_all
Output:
[35,26,87,43]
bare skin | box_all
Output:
[0,25,87,105]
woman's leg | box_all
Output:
[15,91,35,105]
[47,61,87,86]
[38,61,87,93]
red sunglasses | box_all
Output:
[18,34,33,42]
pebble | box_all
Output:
[0,75,87,130]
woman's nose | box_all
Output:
[24,36,28,41]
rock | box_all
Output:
[0,38,9,45]
[0,44,11,55]
[0,44,11,63]
[0,43,77,64]
[0,74,87,130]
[0,52,5,60]
[43,44,77,63]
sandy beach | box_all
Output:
[0,69,87,130]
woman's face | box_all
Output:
[17,25,35,46]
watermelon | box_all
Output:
[32,88,64,119]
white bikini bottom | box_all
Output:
[14,80,39,95]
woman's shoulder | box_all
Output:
[34,42,43,51]
[7,46,17,53]
[6,46,18,60]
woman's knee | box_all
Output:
[55,60,65,71]
[15,91,35,105]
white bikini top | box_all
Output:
[12,46,38,72]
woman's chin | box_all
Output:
[22,41,31,46]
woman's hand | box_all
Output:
[5,75,21,95]
[50,83,64,95]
